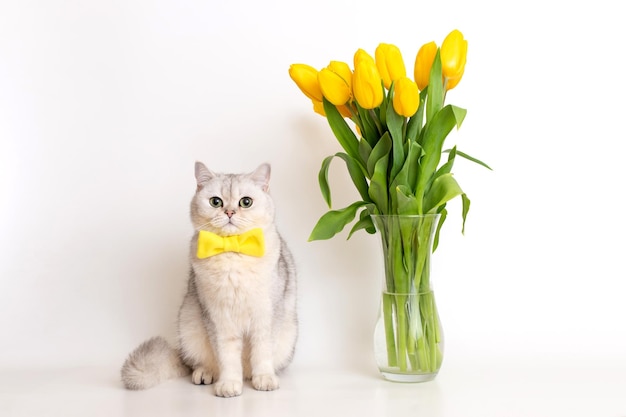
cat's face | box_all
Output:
[191,162,275,235]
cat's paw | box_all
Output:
[252,373,279,391]
[191,368,214,385]
[214,380,243,397]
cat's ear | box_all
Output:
[195,161,214,190]
[251,163,271,192]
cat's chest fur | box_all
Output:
[190,227,280,319]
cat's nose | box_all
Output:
[225,210,235,218]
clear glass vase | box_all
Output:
[371,214,444,383]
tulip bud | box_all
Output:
[354,48,376,67]
[352,50,383,110]
[392,77,419,117]
[440,29,467,90]
[289,64,324,102]
[414,41,437,91]
[318,61,352,106]
[375,43,406,89]
[327,61,353,90]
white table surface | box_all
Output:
[2,353,624,417]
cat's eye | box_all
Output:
[239,197,253,208]
[209,197,223,208]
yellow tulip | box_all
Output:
[440,29,467,90]
[352,50,383,109]
[312,99,352,118]
[318,61,352,106]
[445,65,465,91]
[414,41,437,91]
[392,77,419,117]
[327,61,352,90]
[288,64,323,102]
[337,104,353,118]
[312,99,326,117]
[353,48,375,67]
[375,43,406,89]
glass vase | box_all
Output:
[371,214,444,383]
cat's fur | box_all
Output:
[121,162,298,397]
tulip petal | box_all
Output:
[392,77,419,117]
[289,64,323,102]
[441,29,467,88]
[353,57,384,110]
[319,67,351,105]
[312,99,326,116]
[328,61,353,89]
[414,41,437,91]
[376,43,406,90]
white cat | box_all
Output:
[121,162,298,397]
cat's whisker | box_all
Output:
[194,221,214,231]
[233,218,253,227]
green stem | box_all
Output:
[368,109,383,136]
[417,291,442,372]
[406,295,419,369]
[416,330,429,370]
[382,293,397,367]
[374,214,443,375]
[401,118,408,142]
[423,292,436,372]
[396,294,408,371]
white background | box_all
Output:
[2,0,625,416]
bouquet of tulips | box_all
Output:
[289,29,489,375]
[289,29,490,240]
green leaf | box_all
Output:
[318,155,334,207]
[423,173,464,214]
[389,142,421,214]
[347,208,376,239]
[434,145,457,179]
[323,98,360,159]
[385,84,403,140]
[317,152,370,208]
[415,104,466,212]
[395,185,419,215]
[379,84,389,127]
[461,193,471,234]
[335,152,371,203]
[444,148,493,170]
[406,90,426,141]
[426,50,444,123]
[385,85,406,181]
[355,101,380,147]
[358,138,372,169]
[451,105,466,129]
[406,141,423,192]
[368,151,390,214]
[308,201,369,241]
[432,207,447,252]
[390,141,422,193]
[366,131,392,176]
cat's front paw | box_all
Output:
[192,367,214,385]
[214,379,243,397]
[252,373,279,391]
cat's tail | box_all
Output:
[121,336,190,390]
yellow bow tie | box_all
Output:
[196,228,265,259]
